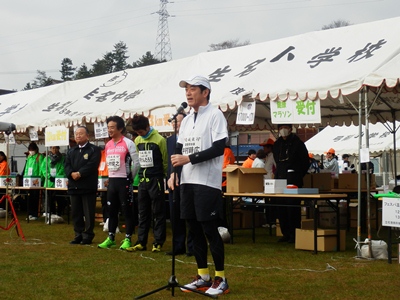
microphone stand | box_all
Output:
[135,114,215,299]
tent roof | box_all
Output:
[1,17,400,133]
[305,122,399,156]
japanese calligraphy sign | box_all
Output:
[94,122,108,139]
[236,101,256,125]
[382,197,400,228]
[29,128,39,141]
[45,126,69,147]
[270,99,321,124]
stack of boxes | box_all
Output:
[295,219,346,251]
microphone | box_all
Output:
[168,102,188,122]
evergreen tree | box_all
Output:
[132,51,164,68]
[113,41,129,72]
[60,58,76,81]
[321,20,352,30]
[91,58,109,76]
[31,70,53,89]
[208,39,250,52]
[74,63,91,80]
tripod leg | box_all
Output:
[5,195,26,241]
[134,284,171,299]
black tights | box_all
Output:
[187,218,224,271]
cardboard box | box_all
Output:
[338,173,376,189]
[301,219,315,230]
[276,222,283,237]
[223,165,266,193]
[241,210,265,228]
[54,176,68,188]
[303,174,312,188]
[295,228,346,251]
[231,208,242,229]
[23,176,41,187]
[318,200,348,229]
[264,179,287,194]
[349,200,379,229]
[98,176,108,189]
[312,173,337,191]
[0,175,16,187]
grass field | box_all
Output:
[1,211,399,300]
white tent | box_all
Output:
[305,122,400,156]
[1,16,400,134]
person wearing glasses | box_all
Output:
[272,124,309,244]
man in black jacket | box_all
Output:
[65,126,101,245]
[272,124,309,244]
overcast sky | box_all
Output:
[1,0,398,91]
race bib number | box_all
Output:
[182,136,201,155]
[27,167,33,176]
[139,150,154,168]
[50,168,57,177]
[106,154,120,171]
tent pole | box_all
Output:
[392,111,398,187]
[364,88,373,258]
[356,88,363,257]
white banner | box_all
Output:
[271,99,321,124]
[236,101,256,125]
[28,128,39,141]
[45,126,69,147]
[94,122,109,139]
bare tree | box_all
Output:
[208,39,250,52]
[321,20,352,30]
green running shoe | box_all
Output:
[120,238,131,250]
[97,237,116,249]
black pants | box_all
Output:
[70,192,97,241]
[169,186,193,253]
[277,198,301,240]
[137,177,166,245]
[187,218,225,271]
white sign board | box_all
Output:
[236,101,256,125]
[45,126,69,147]
[270,99,321,124]
[94,122,109,139]
[29,128,39,141]
[382,197,400,228]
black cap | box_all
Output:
[247,149,256,155]
[342,154,350,159]
[278,124,292,129]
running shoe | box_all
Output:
[119,238,131,250]
[180,275,212,293]
[205,276,230,295]
[97,237,116,249]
